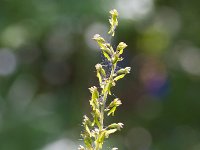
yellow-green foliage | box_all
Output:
[79,9,131,150]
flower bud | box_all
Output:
[116,42,127,54]
[116,67,131,74]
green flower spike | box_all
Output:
[79,9,131,150]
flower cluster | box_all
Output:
[79,9,131,150]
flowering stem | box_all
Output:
[79,9,131,150]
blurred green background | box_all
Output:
[1,0,200,150]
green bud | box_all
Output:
[103,80,113,95]
[83,115,92,126]
[107,123,124,131]
[116,67,131,74]
[114,67,131,81]
[95,63,102,70]
[108,9,119,36]
[95,64,106,77]
[93,34,105,43]
[108,98,122,108]
[107,106,116,116]
[89,86,99,111]
[89,86,99,101]
[116,42,127,54]
[91,109,101,128]
[107,98,122,116]
[100,43,112,55]
[110,9,118,16]
[93,34,113,57]
[111,53,120,64]
[105,43,115,54]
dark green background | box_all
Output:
[0,0,200,150]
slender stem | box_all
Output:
[101,63,116,128]
[94,63,117,150]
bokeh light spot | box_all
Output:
[84,22,109,51]
[1,25,29,48]
[137,28,170,54]
[179,46,200,76]
[45,26,74,59]
[41,138,77,150]
[116,0,154,20]
[125,127,152,150]
[0,49,17,76]
[8,74,38,112]
[153,7,181,36]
